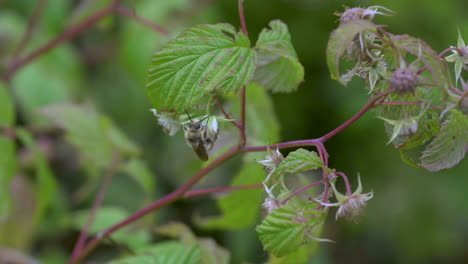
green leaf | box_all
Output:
[326,19,377,85]
[136,241,202,264]
[16,129,58,227]
[40,104,140,167]
[420,109,468,172]
[0,83,14,125]
[256,204,326,257]
[146,23,256,113]
[254,20,304,93]
[0,135,16,219]
[278,148,322,174]
[123,158,156,196]
[198,161,264,229]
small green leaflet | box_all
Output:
[326,19,377,85]
[269,148,323,181]
[279,148,322,174]
[256,203,327,257]
[146,23,256,113]
[254,20,304,93]
[420,109,468,172]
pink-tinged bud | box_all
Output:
[315,175,373,221]
[339,8,365,25]
[389,68,419,95]
[335,191,373,221]
[258,147,283,173]
[338,6,394,25]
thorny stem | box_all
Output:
[70,152,120,261]
[1,0,123,82]
[11,0,48,61]
[335,172,352,196]
[280,179,325,205]
[115,6,170,36]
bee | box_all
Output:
[183,111,219,161]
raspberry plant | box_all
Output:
[0,1,467,263]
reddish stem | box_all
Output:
[448,86,464,96]
[417,47,460,75]
[213,95,241,128]
[2,0,122,82]
[11,0,48,60]
[335,171,352,196]
[319,91,389,142]
[69,146,240,264]
[184,183,262,198]
[280,179,325,205]
[115,6,170,36]
[70,152,120,261]
[238,0,249,37]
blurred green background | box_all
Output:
[0,0,467,263]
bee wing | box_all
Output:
[192,139,209,161]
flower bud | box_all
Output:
[389,68,419,95]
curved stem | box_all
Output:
[69,146,240,264]
[319,91,389,142]
[115,6,170,36]
[280,179,325,205]
[238,0,249,37]
[184,183,262,198]
[213,95,241,128]
[335,172,352,196]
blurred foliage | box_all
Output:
[0,0,467,263]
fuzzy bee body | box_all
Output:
[183,114,219,161]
